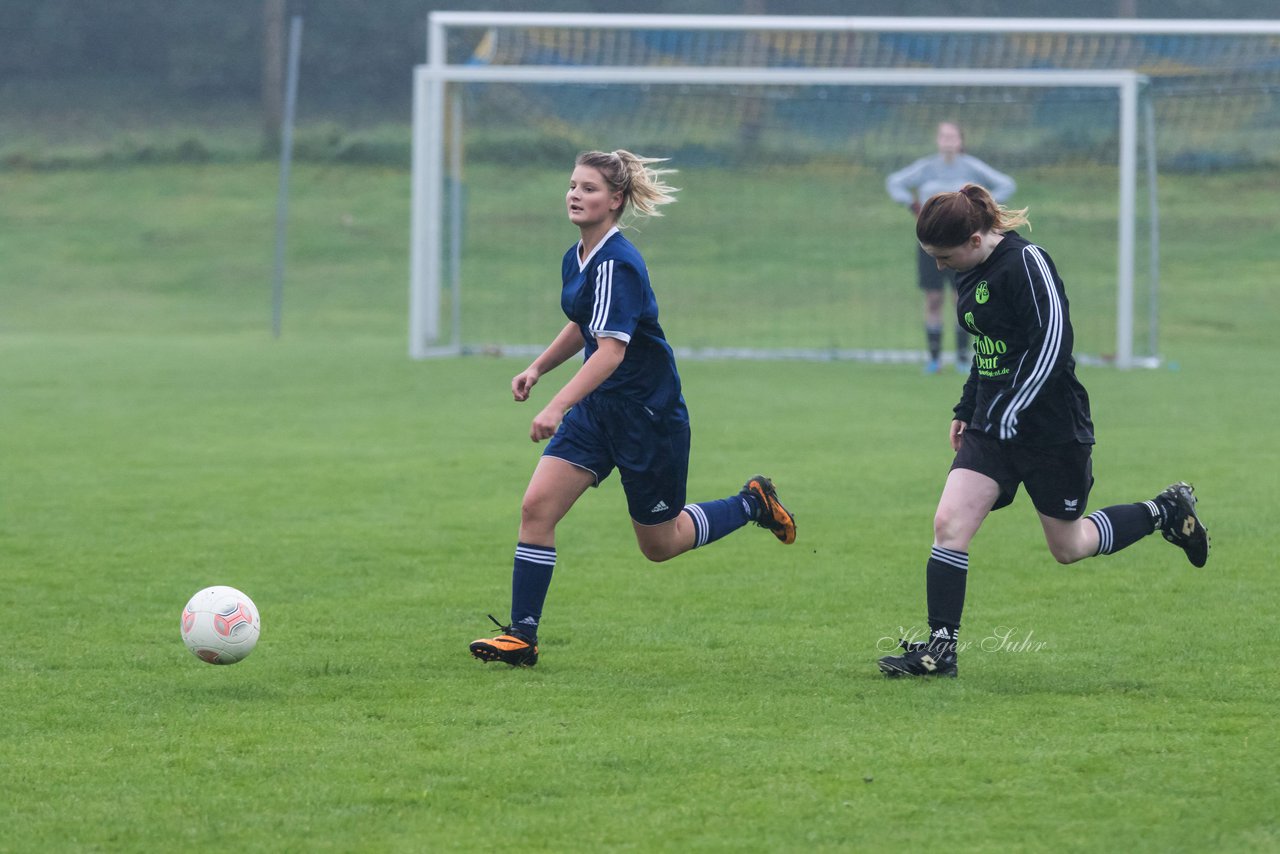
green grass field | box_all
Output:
[2,162,1278,852]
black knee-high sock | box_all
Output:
[927,546,968,649]
[925,324,943,362]
[1086,501,1161,555]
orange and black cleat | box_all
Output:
[743,475,796,545]
[469,615,539,667]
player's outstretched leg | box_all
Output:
[1156,482,1210,567]
[743,475,796,545]
[877,639,959,678]
[469,615,539,667]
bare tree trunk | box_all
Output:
[262,0,286,145]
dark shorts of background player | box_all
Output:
[542,391,690,527]
[916,244,956,292]
[951,429,1094,520]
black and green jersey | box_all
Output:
[952,231,1094,446]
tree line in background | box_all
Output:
[1,0,1268,98]
[0,0,1269,160]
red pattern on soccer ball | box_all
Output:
[181,607,196,634]
[213,603,253,637]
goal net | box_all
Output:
[410,14,1280,368]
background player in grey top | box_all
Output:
[886,122,1016,373]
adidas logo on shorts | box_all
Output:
[650,500,669,513]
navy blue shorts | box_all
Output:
[951,429,1094,520]
[543,392,690,526]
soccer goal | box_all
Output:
[410,14,1280,368]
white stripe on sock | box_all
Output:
[683,503,709,547]
[930,546,969,571]
[514,545,557,566]
[1087,512,1114,555]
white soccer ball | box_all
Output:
[180,586,261,665]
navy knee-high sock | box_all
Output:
[927,546,969,649]
[510,542,556,640]
[682,493,755,548]
[1086,501,1161,555]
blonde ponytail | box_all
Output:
[575,149,679,226]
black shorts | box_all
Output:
[951,429,1094,520]
[916,245,955,292]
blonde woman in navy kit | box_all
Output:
[469,150,796,668]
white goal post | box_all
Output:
[409,13,1276,367]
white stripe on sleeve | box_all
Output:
[589,259,613,338]
[1000,245,1063,440]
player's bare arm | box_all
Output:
[513,321,585,401]
[529,336,626,442]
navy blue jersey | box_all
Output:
[560,227,685,413]
[952,231,1094,446]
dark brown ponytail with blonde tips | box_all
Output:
[916,183,1029,248]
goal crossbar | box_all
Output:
[420,66,1145,87]
[426,11,1280,36]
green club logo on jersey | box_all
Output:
[975,281,990,304]
[964,311,977,332]
[974,335,1009,376]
